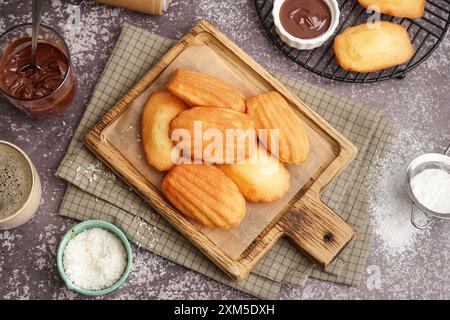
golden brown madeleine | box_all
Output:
[162,164,246,229]
[167,68,246,113]
[217,145,291,202]
[170,107,257,164]
[246,91,309,164]
[357,0,426,19]
[141,90,188,171]
[334,22,414,73]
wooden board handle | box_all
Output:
[280,192,355,267]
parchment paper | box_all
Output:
[103,44,335,259]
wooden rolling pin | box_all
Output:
[96,0,171,15]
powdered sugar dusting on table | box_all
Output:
[49,1,122,67]
[366,127,450,257]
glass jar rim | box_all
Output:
[0,23,72,102]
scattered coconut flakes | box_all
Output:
[74,161,116,184]
[133,216,159,249]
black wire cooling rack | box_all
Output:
[254,0,450,83]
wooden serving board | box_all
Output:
[84,20,358,281]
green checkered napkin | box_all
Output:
[56,23,395,299]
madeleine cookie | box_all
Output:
[167,69,246,113]
[217,145,291,202]
[334,22,414,72]
[357,0,426,19]
[246,91,309,164]
[170,106,256,164]
[141,90,188,171]
[162,164,246,229]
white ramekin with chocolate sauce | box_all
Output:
[273,0,340,50]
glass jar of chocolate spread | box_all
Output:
[0,24,77,117]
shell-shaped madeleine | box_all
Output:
[357,0,425,19]
[162,164,246,229]
[141,90,188,171]
[217,145,291,202]
[167,68,246,113]
[246,91,309,164]
[169,107,257,164]
[334,22,414,72]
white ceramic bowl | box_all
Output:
[0,141,41,230]
[273,0,340,50]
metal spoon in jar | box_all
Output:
[21,0,43,72]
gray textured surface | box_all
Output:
[0,0,449,300]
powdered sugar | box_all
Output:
[366,128,450,256]
[411,169,450,214]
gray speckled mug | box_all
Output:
[0,140,41,229]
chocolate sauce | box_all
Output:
[280,0,332,39]
[0,37,68,99]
